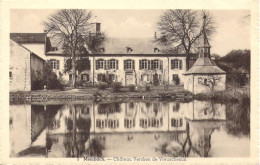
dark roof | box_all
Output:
[45,36,172,55]
[184,57,226,75]
[10,33,46,44]
[102,38,165,54]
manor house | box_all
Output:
[10,22,197,87]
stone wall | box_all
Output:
[10,40,31,92]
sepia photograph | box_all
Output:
[0,0,258,163]
[8,9,252,158]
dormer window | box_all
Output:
[51,47,58,51]
[99,48,105,52]
[126,47,133,53]
[154,48,160,53]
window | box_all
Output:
[81,74,89,81]
[96,59,104,69]
[171,118,183,127]
[97,74,106,82]
[109,59,118,69]
[109,74,116,82]
[152,60,159,69]
[81,58,91,70]
[49,59,60,70]
[171,59,178,69]
[204,79,208,85]
[139,59,148,70]
[9,71,12,79]
[172,74,180,85]
[154,48,160,52]
[96,59,118,70]
[50,47,58,51]
[124,60,135,70]
[173,103,180,112]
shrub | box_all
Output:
[111,82,122,92]
[153,73,160,86]
[31,64,64,90]
[145,85,151,92]
[129,85,136,92]
[97,82,108,90]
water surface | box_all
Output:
[9,100,250,158]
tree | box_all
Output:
[44,9,105,88]
[156,10,216,70]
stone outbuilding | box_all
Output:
[184,17,226,94]
[9,39,45,92]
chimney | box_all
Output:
[92,16,101,34]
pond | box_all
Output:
[9,100,250,158]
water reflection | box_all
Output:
[9,100,250,158]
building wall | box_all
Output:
[30,54,45,83]
[169,56,186,85]
[184,74,226,94]
[46,55,186,86]
[10,40,31,92]
[46,56,70,81]
[22,43,46,60]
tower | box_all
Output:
[198,15,211,58]
[183,15,226,94]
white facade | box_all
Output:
[184,74,226,94]
[46,55,186,86]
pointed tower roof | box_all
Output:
[184,15,225,75]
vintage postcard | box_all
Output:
[0,0,259,164]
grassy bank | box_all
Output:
[193,86,250,104]
[10,85,193,103]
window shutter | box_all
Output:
[104,60,107,70]
[139,60,142,70]
[116,60,118,70]
[148,60,151,70]
[107,60,110,70]
[124,60,126,69]
[179,60,182,70]
[132,60,135,70]
[151,60,154,69]
[57,60,60,70]
[171,60,173,69]
[47,60,50,65]
[160,60,163,70]
[96,60,99,70]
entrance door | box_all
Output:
[125,73,134,86]
[173,74,180,85]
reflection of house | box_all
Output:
[9,39,45,91]
[10,101,230,157]
[188,121,224,157]
[168,102,186,131]
[9,104,46,157]
[184,100,226,121]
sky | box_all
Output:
[10,9,250,56]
